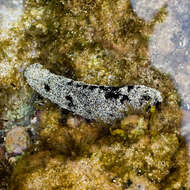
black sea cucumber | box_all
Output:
[24,64,162,123]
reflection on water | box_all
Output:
[131,0,168,21]
[0,0,23,29]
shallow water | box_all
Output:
[132,0,190,109]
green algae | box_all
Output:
[0,0,188,189]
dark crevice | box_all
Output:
[44,83,50,92]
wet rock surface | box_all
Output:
[5,126,30,155]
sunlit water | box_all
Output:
[0,0,23,29]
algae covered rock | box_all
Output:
[9,151,120,190]
[5,126,30,154]
[38,105,107,155]
[9,132,188,190]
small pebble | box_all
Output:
[5,126,30,154]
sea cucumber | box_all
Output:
[24,64,162,123]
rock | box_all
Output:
[9,151,120,190]
[5,126,30,154]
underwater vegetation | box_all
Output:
[0,0,188,189]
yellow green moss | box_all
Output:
[110,115,148,141]
[38,104,107,155]
[10,151,121,190]
[9,132,188,189]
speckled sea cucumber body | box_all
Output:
[24,64,162,123]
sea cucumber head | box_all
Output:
[138,85,163,109]
[127,85,163,110]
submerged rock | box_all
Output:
[9,151,120,190]
[9,131,188,190]
[5,126,30,154]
